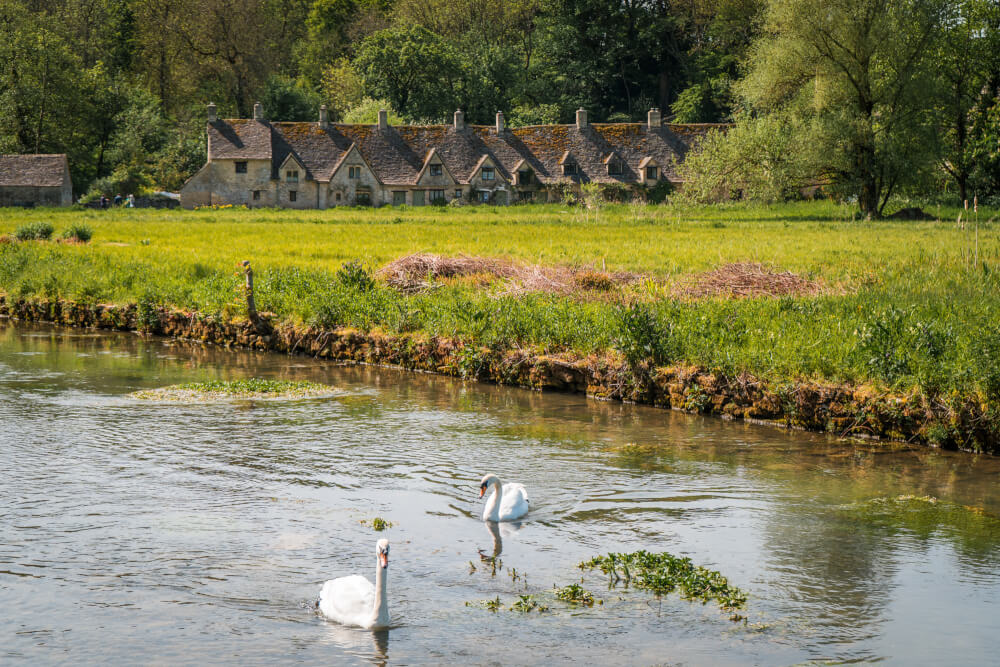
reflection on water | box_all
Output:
[2,321,999,665]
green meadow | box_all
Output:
[2,201,1000,416]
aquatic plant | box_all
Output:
[130,378,334,400]
[553,583,597,606]
[511,594,548,613]
[360,517,393,531]
[465,596,503,612]
[580,550,748,611]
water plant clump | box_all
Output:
[465,596,503,612]
[580,550,748,611]
[835,495,1000,546]
[511,594,548,613]
[554,583,597,606]
[360,517,393,531]
[130,378,335,401]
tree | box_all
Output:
[353,26,463,121]
[741,0,948,217]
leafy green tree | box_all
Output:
[741,0,948,217]
[259,74,321,121]
[353,25,463,121]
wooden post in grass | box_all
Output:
[243,260,268,334]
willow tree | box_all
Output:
[741,0,948,218]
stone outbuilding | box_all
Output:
[181,103,721,209]
[0,154,73,207]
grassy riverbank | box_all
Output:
[2,202,1000,450]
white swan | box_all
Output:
[479,473,530,522]
[318,539,390,630]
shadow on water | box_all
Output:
[2,320,1000,665]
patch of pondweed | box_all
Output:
[835,495,1000,549]
[130,379,334,401]
[580,550,747,612]
[360,517,393,531]
[511,594,548,612]
[554,583,598,606]
[465,595,503,612]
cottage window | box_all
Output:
[357,191,371,206]
[455,189,462,199]
[478,190,490,203]
[608,160,623,176]
[429,189,446,204]
[481,166,495,181]
[563,162,577,176]
[252,190,260,201]
[335,192,342,202]
[518,169,531,184]
[645,166,658,180]
[430,164,443,177]
[289,190,297,202]
[393,191,406,205]
[348,166,362,179]
[286,170,299,183]
[235,161,247,174]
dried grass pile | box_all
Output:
[676,262,826,299]
[379,253,637,295]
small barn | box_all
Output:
[0,154,73,207]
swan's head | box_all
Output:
[376,539,389,569]
[478,474,499,498]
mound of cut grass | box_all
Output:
[130,378,335,401]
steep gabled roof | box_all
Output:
[207,118,717,185]
[207,120,272,161]
[0,154,69,187]
[328,143,382,184]
[415,147,458,184]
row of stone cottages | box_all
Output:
[0,154,73,207]
[180,103,721,209]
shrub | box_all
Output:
[14,221,54,241]
[336,260,375,291]
[574,270,615,291]
[614,302,673,368]
[61,223,93,243]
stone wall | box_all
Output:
[0,185,70,207]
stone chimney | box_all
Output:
[454,109,465,131]
[319,105,329,129]
[648,108,661,129]
[496,111,505,134]
[253,101,263,120]
[377,109,388,130]
[207,102,217,123]
[576,108,588,130]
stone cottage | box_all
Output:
[180,103,719,209]
[0,154,73,207]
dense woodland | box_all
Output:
[2,0,999,216]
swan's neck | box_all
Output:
[484,480,503,521]
[371,561,389,628]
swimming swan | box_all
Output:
[479,474,530,522]
[319,539,390,630]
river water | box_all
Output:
[2,321,999,665]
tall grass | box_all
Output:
[1,202,999,400]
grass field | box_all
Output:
[2,201,1000,408]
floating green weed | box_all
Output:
[554,583,597,606]
[360,517,393,531]
[580,550,747,611]
[465,596,503,612]
[130,378,334,400]
[511,594,548,613]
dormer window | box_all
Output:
[608,160,623,176]
[430,164,443,177]
[481,166,495,181]
[646,166,658,180]
[348,166,361,179]
[286,170,299,183]
[518,169,532,184]
[563,162,577,176]
[235,161,247,174]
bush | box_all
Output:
[61,223,93,243]
[614,302,673,369]
[336,260,375,291]
[14,221,54,241]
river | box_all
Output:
[2,321,998,665]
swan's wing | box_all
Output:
[499,483,530,521]
[319,575,374,625]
